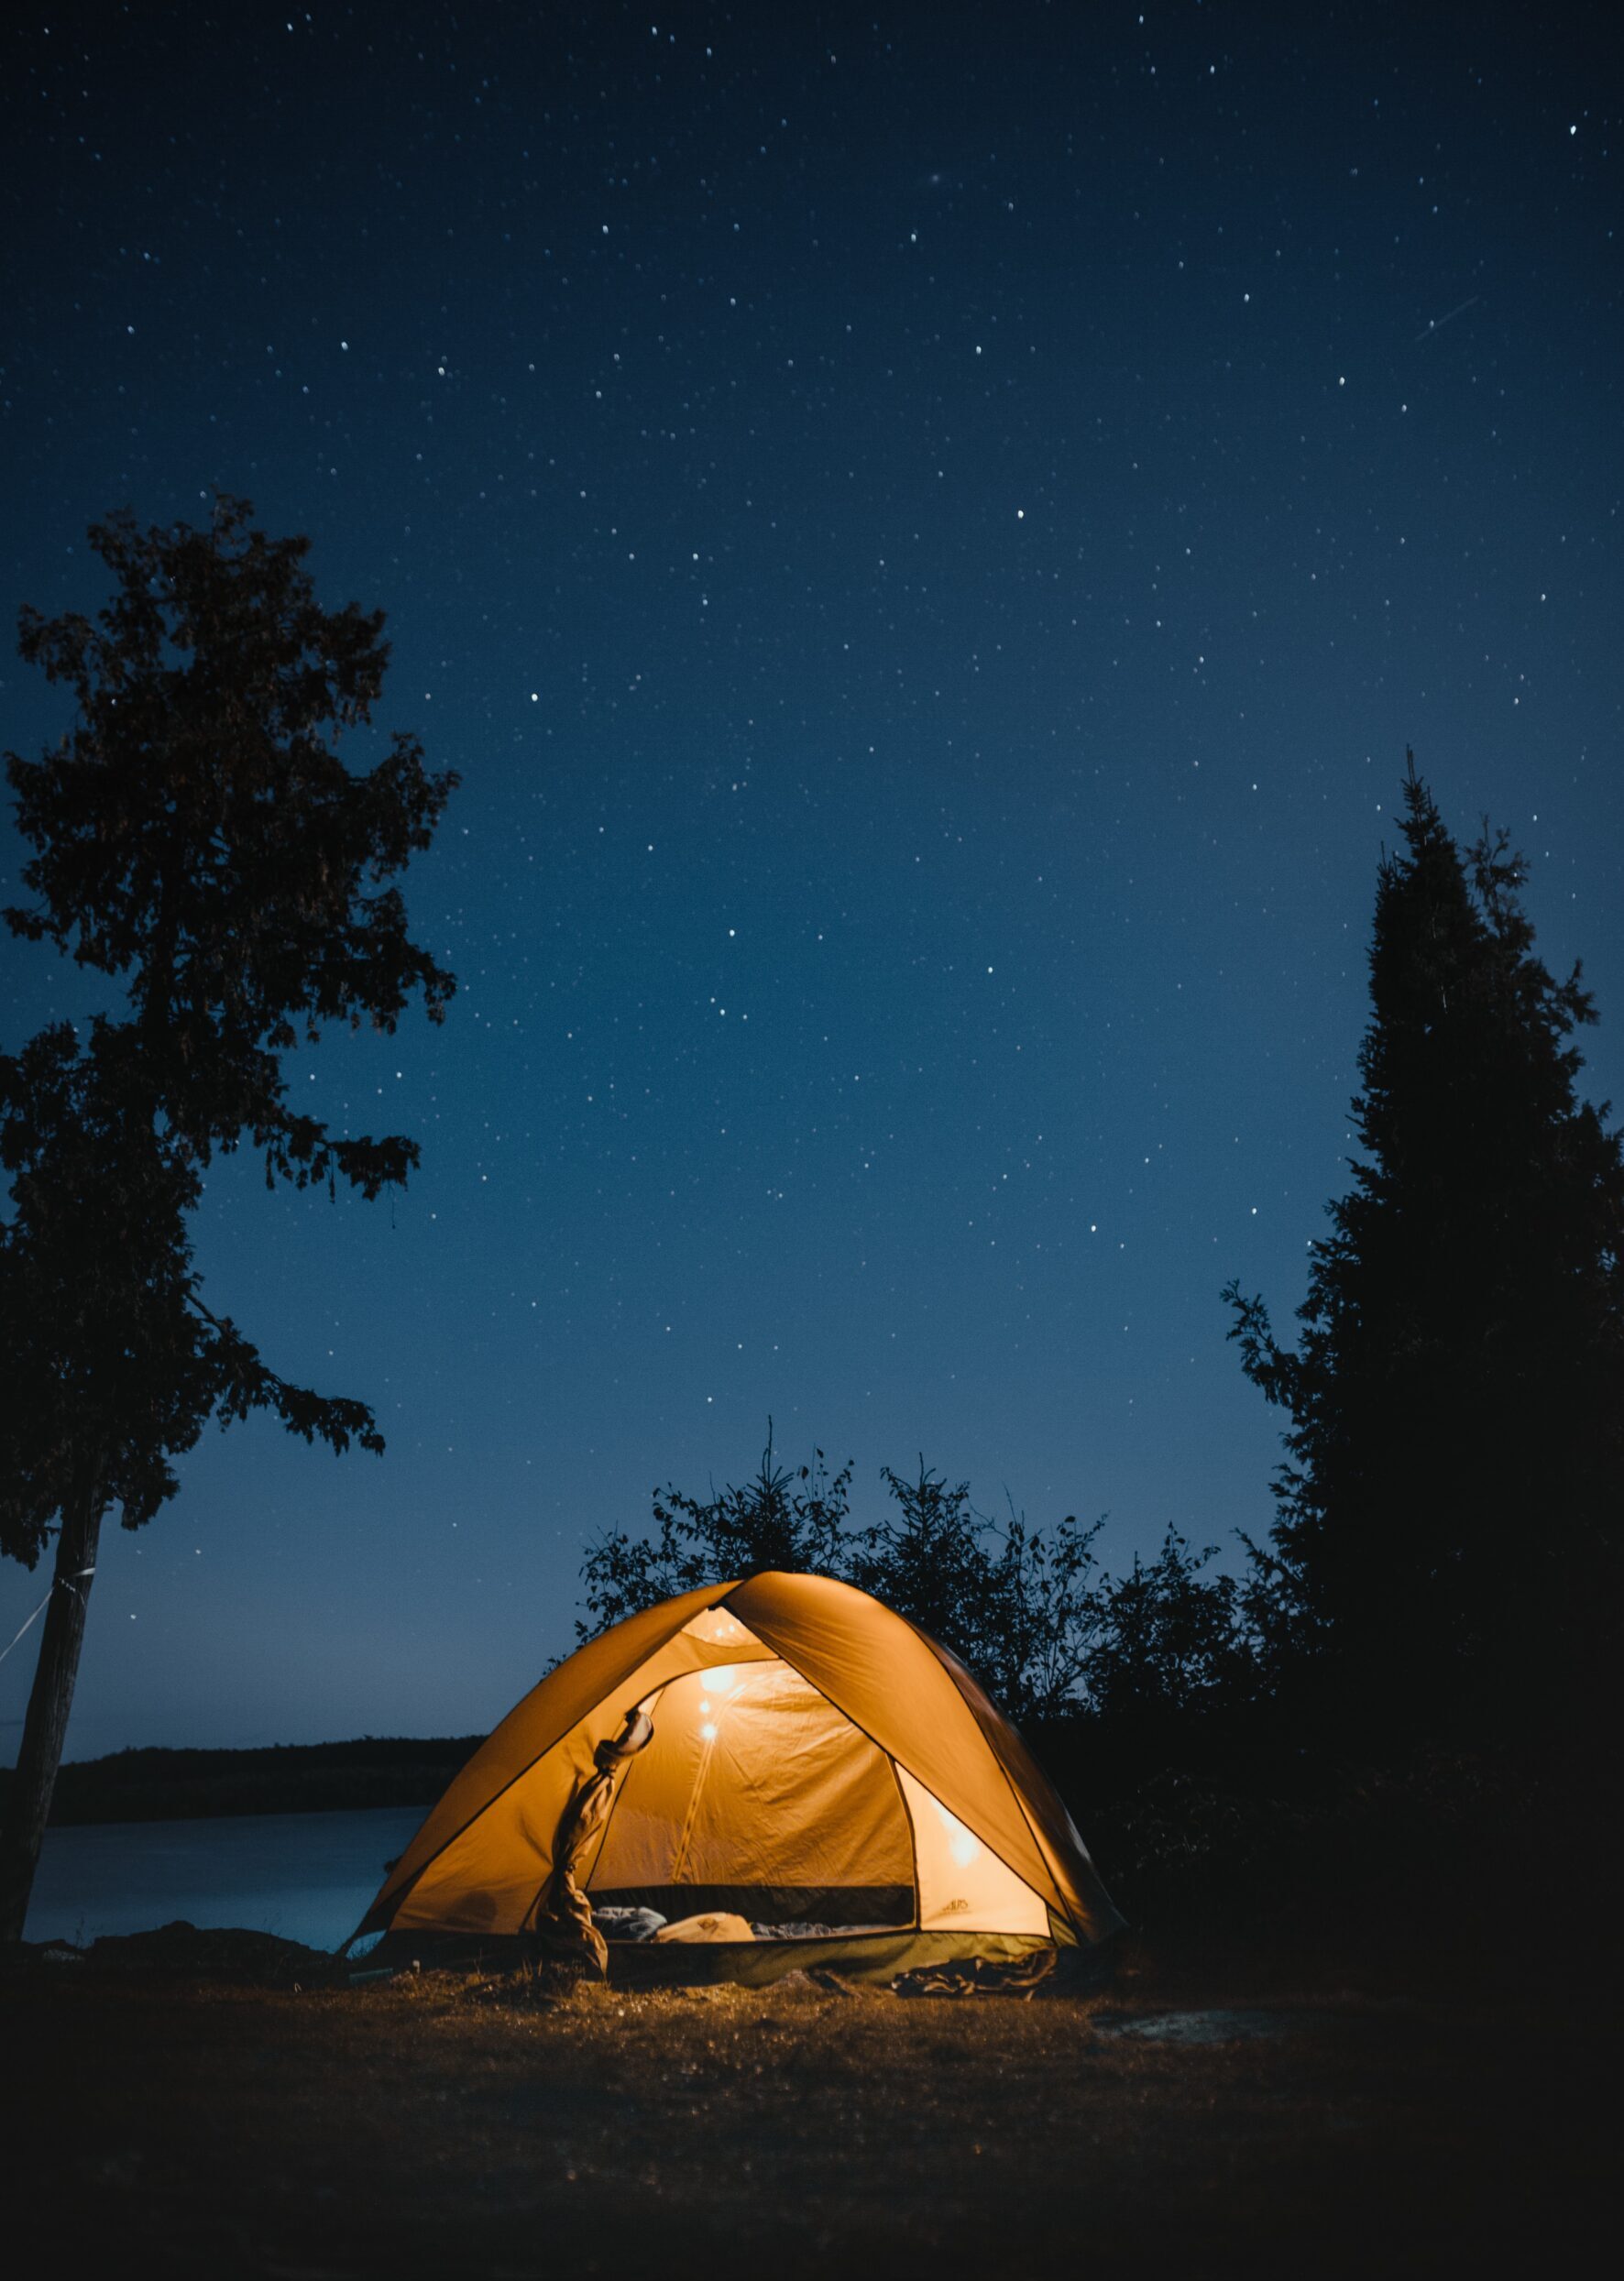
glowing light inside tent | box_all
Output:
[700,1722,718,1742]
[698,1699,711,1716]
[934,1799,982,1868]
[704,1666,737,1694]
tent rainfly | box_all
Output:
[353,1570,1124,1984]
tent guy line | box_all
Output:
[0,1572,95,1670]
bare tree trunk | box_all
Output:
[0,1475,105,1943]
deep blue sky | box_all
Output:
[3,2,1619,1755]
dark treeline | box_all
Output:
[0,1737,483,1828]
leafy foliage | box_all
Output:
[0,496,456,1566]
[0,1022,382,1565]
[6,498,455,1195]
[577,1429,1240,1728]
[848,1462,996,1667]
[577,1427,854,1638]
[1083,1530,1249,1726]
[979,1502,1106,1724]
[1224,757,1624,1730]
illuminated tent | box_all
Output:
[353,1571,1123,1984]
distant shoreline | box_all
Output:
[0,1737,483,1826]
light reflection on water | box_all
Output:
[25,1803,429,1953]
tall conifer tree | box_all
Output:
[1226,758,1623,1736]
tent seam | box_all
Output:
[892,1609,1086,1936]
[883,1744,924,1933]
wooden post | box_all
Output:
[0,1476,105,1943]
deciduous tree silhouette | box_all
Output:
[1083,1530,1248,1730]
[1224,757,1623,1739]
[849,1460,993,1665]
[578,1433,1113,1726]
[576,1425,853,1639]
[0,499,456,1937]
[978,1501,1105,1725]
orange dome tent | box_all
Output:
[353,1571,1123,1984]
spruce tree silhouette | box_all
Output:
[0,499,456,1936]
[1225,757,1623,1742]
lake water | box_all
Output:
[23,1804,430,1954]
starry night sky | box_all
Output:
[2,2,1619,1756]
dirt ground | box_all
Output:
[0,1935,1608,2280]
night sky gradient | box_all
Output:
[2,2,1619,1755]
